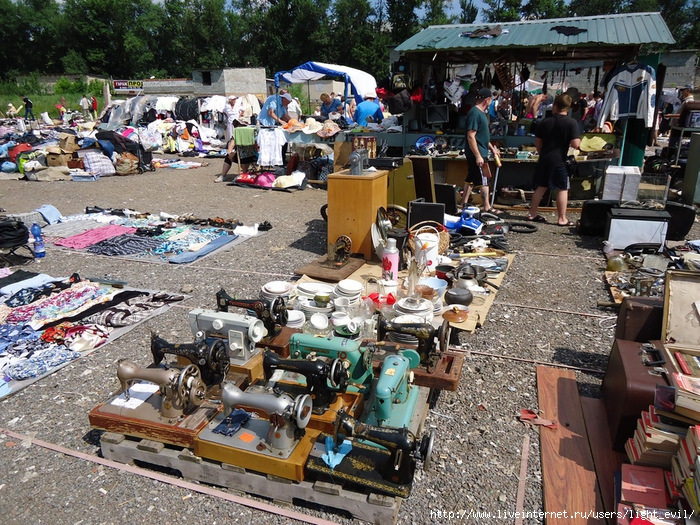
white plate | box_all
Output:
[297,282,335,296]
[337,279,363,294]
[392,314,425,324]
[263,281,292,295]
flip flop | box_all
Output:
[557,221,575,227]
[484,208,503,215]
[526,215,547,223]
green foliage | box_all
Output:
[87,79,104,97]
[53,76,88,94]
[458,0,480,23]
[483,0,522,22]
[17,73,45,96]
[521,0,567,19]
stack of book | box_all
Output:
[670,372,700,421]
[671,425,700,513]
[617,464,683,525]
[625,406,686,468]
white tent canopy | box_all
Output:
[275,61,377,101]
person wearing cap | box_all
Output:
[354,92,384,126]
[6,103,18,118]
[258,92,293,127]
[461,87,501,213]
[527,93,581,227]
[223,95,245,142]
[21,95,34,120]
[320,93,342,119]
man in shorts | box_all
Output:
[527,94,581,226]
[461,87,501,212]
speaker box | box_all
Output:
[408,199,445,228]
[664,201,696,241]
[578,200,619,236]
[434,183,459,215]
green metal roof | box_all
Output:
[395,13,675,64]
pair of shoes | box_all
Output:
[484,208,503,215]
[557,220,575,227]
[526,215,547,223]
[258,221,273,232]
[214,175,224,183]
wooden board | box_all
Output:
[100,432,401,524]
[604,271,631,304]
[536,366,605,524]
[294,255,366,282]
[581,397,625,524]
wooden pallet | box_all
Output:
[100,432,401,524]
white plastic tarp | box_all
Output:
[275,61,377,101]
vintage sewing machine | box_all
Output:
[215,288,288,338]
[89,359,219,448]
[362,353,420,430]
[376,317,452,371]
[306,410,434,497]
[188,308,265,367]
[288,333,374,393]
[194,383,317,481]
[261,351,348,412]
[150,333,229,387]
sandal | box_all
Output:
[526,215,547,223]
[484,208,503,215]
[557,220,575,227]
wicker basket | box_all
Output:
[407,221,450,255]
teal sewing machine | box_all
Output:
[362,353,420,429]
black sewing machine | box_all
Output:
[306,409,434,497]
[261,350,349,413]
[376,317,451,371]
[150,333,230,387]
[216,287,288,338]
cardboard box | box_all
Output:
[59,133,80,152]
[47,152,72,167]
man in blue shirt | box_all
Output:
[258,92,292,127]
[320,93,342,118]
[354,92,384,126]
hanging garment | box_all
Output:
[598,63,656,128]
[257,128,287,166]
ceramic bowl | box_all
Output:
[310,312,329,330]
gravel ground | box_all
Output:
[0,159,697,525]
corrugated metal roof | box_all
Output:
[395,12,675,54]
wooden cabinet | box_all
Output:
[327,169,388,260]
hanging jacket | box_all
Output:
[598,63,656,128]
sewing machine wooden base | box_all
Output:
[256,325,301,358]
[88,393,220,448]
[193,418,318,482]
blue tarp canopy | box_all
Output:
[274,61,377,102]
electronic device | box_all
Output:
[215,288,288,338]
[188,308,265,366]
[150,332,229,387]
[116,360,207,421]
[425,104,449,126]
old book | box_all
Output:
[620,463,667,508]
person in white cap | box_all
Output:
[258,92,293,127]
[354,91,384,126]
[6,103,18,118]
[223,95,244,142]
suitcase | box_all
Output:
[601,339,668,451]
[664,201,696,241]
[614,296,664,342]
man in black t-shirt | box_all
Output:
[21,95,34,120]
[527,94,581,226]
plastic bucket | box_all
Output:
[415,232,439,269]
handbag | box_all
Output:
[565,155,578,178]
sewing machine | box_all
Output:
[362,354,420,429]
[117,360,207,421]
[88,359,220,448]
[377,317,451,371]
[288,333,374,393]
[194,383,317,481]
[188,308,265,366]
[215,288,288,338]
[262,351,348,413]
[150,333,229,387]
[306,410,434,497]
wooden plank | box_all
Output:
[536,366,605,524]
[294,255,366,282]
[581,397,625,524]
[101,433,400,524]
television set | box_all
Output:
[425,104,449,125]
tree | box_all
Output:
[458,0,480,23]
[521,0,567,19]
[483,0,522,22]
[422,0,453,26]
[0,0,23,78]
[386,0,420,44]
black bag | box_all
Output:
[565,155,578,178]
[0,220,29,249]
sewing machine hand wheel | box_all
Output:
[294,394,313,429]
[178,364,204,406]
[418,431,435,470]
[438,319,452,354]
[329,358,349,391]
[207,339,230,379]
[376,207,392,243]
[270,297,288,327]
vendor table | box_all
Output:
[327,169,388,260]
